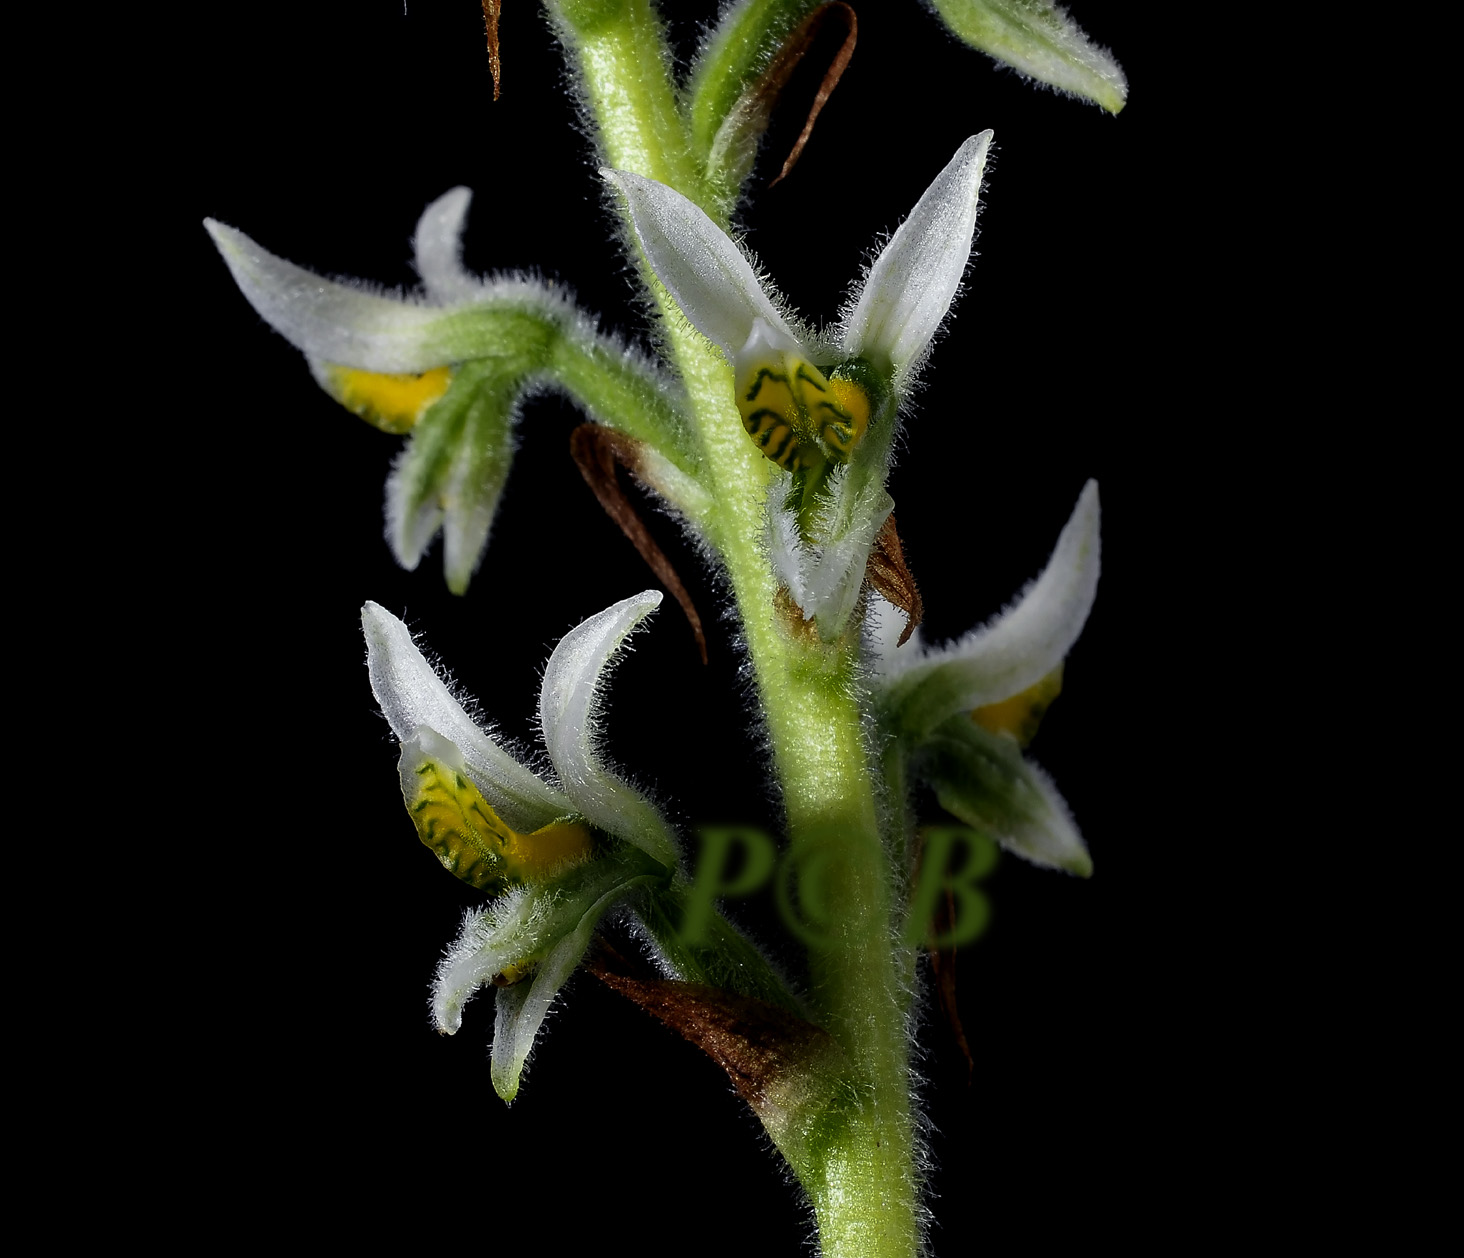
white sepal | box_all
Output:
[362,602,571,832]
[205,220,463,373]
[413,186,485,305]
[489,873,656,1103]
[882,479,1099,736]
[538,592,682,869]
[914,716,1091,876]
[841,132,992,382]
[380,362,520,594]
[432,888,552,1034]
[601,168,800,360]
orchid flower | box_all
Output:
[362,592,795,1101]
[206,201,696,598]
[363,592,684,1099]
[605,132,992,637]
[874,479,1101,875]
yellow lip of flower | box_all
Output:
[403,734,595,895]
[733,321,869,471]
[313,363,455,434]
[971,664,1064,749]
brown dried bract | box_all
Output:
[570,424,708,664]
[587,941,835,1115]
[751,3,858,188]
[867,513,924,646]
[767,1,854,186]
[773,585,821,645]
[481,1,502,100]
[927,887,975,1084]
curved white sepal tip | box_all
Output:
[205,219,457,373]
[538,591,680,869]
[361,601,570,832]
[488,876,649,1103]
[887,479,1099,734]
[414,187,484,305]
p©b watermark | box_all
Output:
[680,824,998,950]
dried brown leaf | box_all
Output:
[927,887,974,1084]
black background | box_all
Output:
[167,1,1234,1248]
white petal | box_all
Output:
[840,132,992,380]
[489,873,656,1102]
[207,219,463,373]
[883,479,1099,736]
[413,187,486,305]
[538,591,681,869]
[381,361,520,593]
[916,717,1091,876]
[432,889,549,1034]
[362,602,570,832]
[600,168,800,360]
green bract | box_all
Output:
[927,0,1127,113]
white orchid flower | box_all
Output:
[362,594,686,1101]
[605,131,991,439]
[207,196,694,597]
[604,133,992,639]
[877,480,1101,875]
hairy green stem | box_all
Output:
[549,0,704,202]
[560,6,920,1252]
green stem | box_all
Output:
[548,0,703,201]
[645,189,921,1258]
[558,8,920,1251]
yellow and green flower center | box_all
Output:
[318,363,455,434]
[405,751,593,895]
[734,351,869,471]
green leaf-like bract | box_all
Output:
[927,0,1127,113]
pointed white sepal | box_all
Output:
[205,220,472,373]
[841,132,992,381]
[488,872,656,1102]
[380,361,520,593]
[601,168,800,361]
[362,602,571,832]
[413,187,486,306]
[882,480,1100,736]
[538,591,681,870]
[914,716,1091,876]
